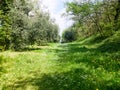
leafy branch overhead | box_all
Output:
[62,0,120,42]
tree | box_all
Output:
[27,11,59,46]
[9,0,30,51]
[0,0,59,51]
[114,0,120,31]
[62,27,76,42]
[0,0,13,50]
[64,0,120,40]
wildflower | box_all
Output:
[96,88,99,90]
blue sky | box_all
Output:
[41,0,73,35]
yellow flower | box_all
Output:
[96,88,99,90]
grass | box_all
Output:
[0,32,120,90]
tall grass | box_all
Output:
[0,32,120,90]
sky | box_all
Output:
[40,0,73,36]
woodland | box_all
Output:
[0,0,120,90]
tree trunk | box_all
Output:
[114,0,120,31]
[114,0,120,22]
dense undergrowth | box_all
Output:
[0,31,120,90]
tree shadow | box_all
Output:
[67,44,94,53]
[15,46,44,52]
[31,68,95,90]
[2,42,120,90]
[54,43,120,72]
[23,47,42,51]
[98,41,120,53]
[4,67,120,90]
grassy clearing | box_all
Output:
[0,33,120,90]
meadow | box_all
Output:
[0,32,120,90]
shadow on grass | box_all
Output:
[4,67,120,90]
[67,44,94,53]
[66,40,120,53]
[98,41,120,53]
[3,41,120,90]
[20,47,42,52]
[54,43,120,72]
[81,35,108,45]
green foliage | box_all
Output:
[62,30,73,42]
[0,0,12,50]
[27,13,59,46]
[0,33,120,89]
[0,0,59,51]
[62,27,77,42]
[9,1,29,51]
[64,0,120,40]
[0,1,120,89]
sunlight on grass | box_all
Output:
[0,40,120,90]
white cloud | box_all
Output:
[41,0,60,13]
[61,0,73,3]
[41,0,73,36]
[53,8,73,35]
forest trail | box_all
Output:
[0,42,120,90]
[1,0,120,90]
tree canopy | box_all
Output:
[62,0,120,42]
[0,0,59,51]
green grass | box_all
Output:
[0,32,120,90]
